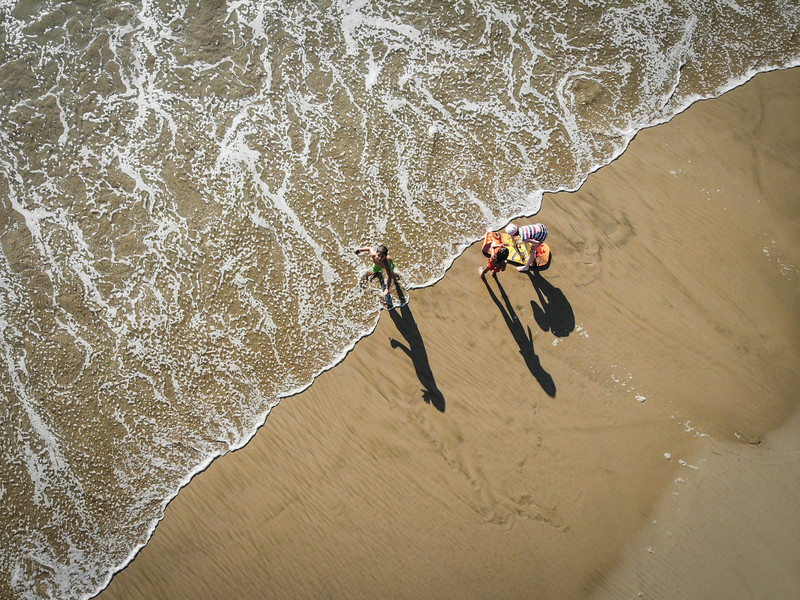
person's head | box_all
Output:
[505,224,518,236]
[494,247,509,263]
[375,245,388,258]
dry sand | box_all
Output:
[98,67,800,600]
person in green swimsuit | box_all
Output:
[355,244,397,297]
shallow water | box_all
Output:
[0,1,798,598]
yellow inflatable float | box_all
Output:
[481,230,551,270]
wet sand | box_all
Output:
[98,67,800,600]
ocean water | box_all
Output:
[0,0,798,597]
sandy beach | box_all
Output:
[98,67,800,600]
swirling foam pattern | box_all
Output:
[0,1,798,597]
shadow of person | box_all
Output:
[526,271,575,337]
[482,275,556,398]
[388,302,446,412]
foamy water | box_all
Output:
[0,1,798,598]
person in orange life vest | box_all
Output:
[479,245,509,278]
[505,223,548,272]
[355,244,397,297]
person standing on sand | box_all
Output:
[479,245,509,278]
[505,223,548,272]
[355,244,398,297]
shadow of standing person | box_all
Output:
[482,275,556,398]
[526,272,575,337]
[388,301,446,412]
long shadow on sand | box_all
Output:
[526,271,575,337]
[388,300,446,412]
[483,274,556,398]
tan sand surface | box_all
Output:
[98,67,800,600]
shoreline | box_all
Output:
[97,67,800,600]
